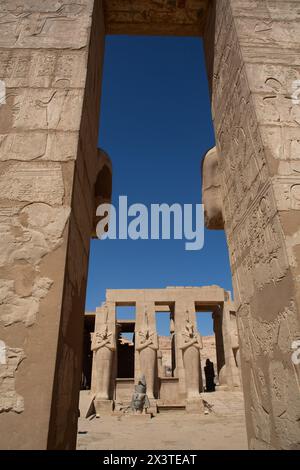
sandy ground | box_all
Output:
[77,391,248,450]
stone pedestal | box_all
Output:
[185,397,204,414]
[215,385,229,392]
[147,398,158,416]
[94,399,114,417]
[124,413,152,421]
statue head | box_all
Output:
[230,313,239,350]
[98,323,109,340]
[201,146,224,230]
[185,318,195,337]
[139,308,153,341]
[135,375,147,394]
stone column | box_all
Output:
[170,307,176,376]
[135,301,158,400]
[0,0,106,449]
[175,299,204,413]
[219,302,241,391]
[204,0,300,449]
[212,307,225,378]
[91,302,116,415]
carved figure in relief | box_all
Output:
[136,308,158,399]
[91,305,115,400]
[201,146,224,230]
[179,311,203,399]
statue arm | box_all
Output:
[92,337,112,351]
[91,336,100,351]
[106,338,116,351]
[149,333,159,350]
[98,338,110,348]
[179,337,198,351]
[144,395,150,409]
[136,339,151,351]
[196,333,203,349]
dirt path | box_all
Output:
[77,391,248,450]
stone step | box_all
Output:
[157,404,186,413]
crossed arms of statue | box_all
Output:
[179,332,203,351]
[136,330,158,352]
[91,330,115,352]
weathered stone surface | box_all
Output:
[0,0,299,452]
[0,50,87,89]
[0,0,106,451]
[89,286,238,411]
[0,277,53,327]
[0,344,25,413]
[0,89,84,133]
[0,1,93,49]
[0,163,65,204]
[0,204,70,267]
[204,0,300,450]
[104,0,210,36]
[202,146,224,229]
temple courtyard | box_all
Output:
[77,391,247,450]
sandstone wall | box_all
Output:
[204,0,300,449]
[0,0,105,449]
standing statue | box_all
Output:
[131,375,150,414]
[136,308,158,399]
[91,306,115,400]
[230,315,241,387]
[179,312,203,399]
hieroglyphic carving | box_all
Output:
[0,277,53,327]
[249,368,271,445]
[230,185,289,304]
[0,204,70,267]
[0,132,78,162]
[1,89,84,132]
[0,0,102,448]
[237,301,300,362]
[273,177,300,211]
[0,50,87,89]
[0,343,25,413]
[205,0,300,449]
[104,0,209,35]
[0,163,65,204]
[0,1,92,49]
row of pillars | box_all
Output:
[91,300,230,403]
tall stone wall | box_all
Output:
[204,0,300,450]
[0,0,105,449]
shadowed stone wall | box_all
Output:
[204,0,300,450]
[1,0,299,451]
[0,0,106,449]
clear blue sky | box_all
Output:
[85,36,232,335]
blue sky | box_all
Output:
[85,36,232,336]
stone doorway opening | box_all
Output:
[81,313,96,390]
[116,322,135,379]
[195,311,217,392]
[0,0,298,452]
[115,305,136,380]
[155,310,176,379]
[83,33,239,419]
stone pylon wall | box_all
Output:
[204,0,300,450]
[0,0,105,449]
